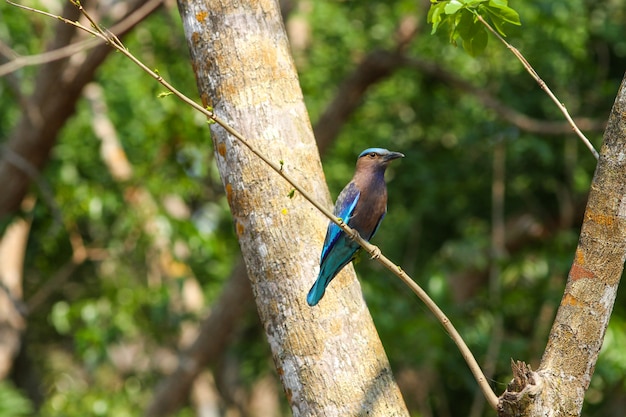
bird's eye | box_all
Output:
[368,152,377,158]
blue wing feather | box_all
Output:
[319,182,360,264]
[307,183,361,306]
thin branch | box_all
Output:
[0,37,98,78]
[475,14,599,160]
[402,56,607,135]
[0,0,163,78]
[0,0,159,220]
[9,1,499,409]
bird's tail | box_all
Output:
[306,275,328,306]
[307,247,358,306]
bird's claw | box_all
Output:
[369,246,381,259]
[348,228,359,241]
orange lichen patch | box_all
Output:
[585,210,615,227]
[285,388,293,402]
[217,142,227,157]
[191,31,200,45]
[562,293,582,307]
[575,248,585,265]
[570,263,595,281]
[236,221,245,237]
[225,183,233,204]
[195,11,208,22]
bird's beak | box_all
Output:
[383,151,405,161]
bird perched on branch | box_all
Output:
[307,148,404,306]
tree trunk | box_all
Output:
[175,0,409,415]
[498,73,626,416]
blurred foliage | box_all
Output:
[1,0,626,416]
[0,382,32,417]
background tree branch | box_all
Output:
[0,0,161,220]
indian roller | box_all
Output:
[307,148,404,306]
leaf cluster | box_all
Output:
[428,0,521,55]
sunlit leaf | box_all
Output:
[488,0,507,7]
[485,2,521,25]
[427,2,448,34]
[444,0,465,15]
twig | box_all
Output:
[402,56,606,135]
[0,36,99,77]
[475,14,599,160]
[7,1,499,409]
[0,0,163,77]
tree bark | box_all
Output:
[175,0,409,415]
[498,73,626,416]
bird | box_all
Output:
[307,148,404,306]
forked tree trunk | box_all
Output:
[176,0,409,415]
[498,74,626,416]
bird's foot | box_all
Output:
[347,228,360,241]
[369,246,381,260]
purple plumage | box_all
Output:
[307,148,404,306]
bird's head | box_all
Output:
[356,148,404,171]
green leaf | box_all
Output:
[485,2,521,25]
[444,0,464,15]
[481,4,521,37]
[456,9,479,40]
[427,2,448,34]
[462,25,488,56]
[488,14,508,37]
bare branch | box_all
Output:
[402,56,607,136]
[0,36,98,78]
[0,0,160,220]
[476,14,599,160]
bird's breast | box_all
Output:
[349,181,387,237]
